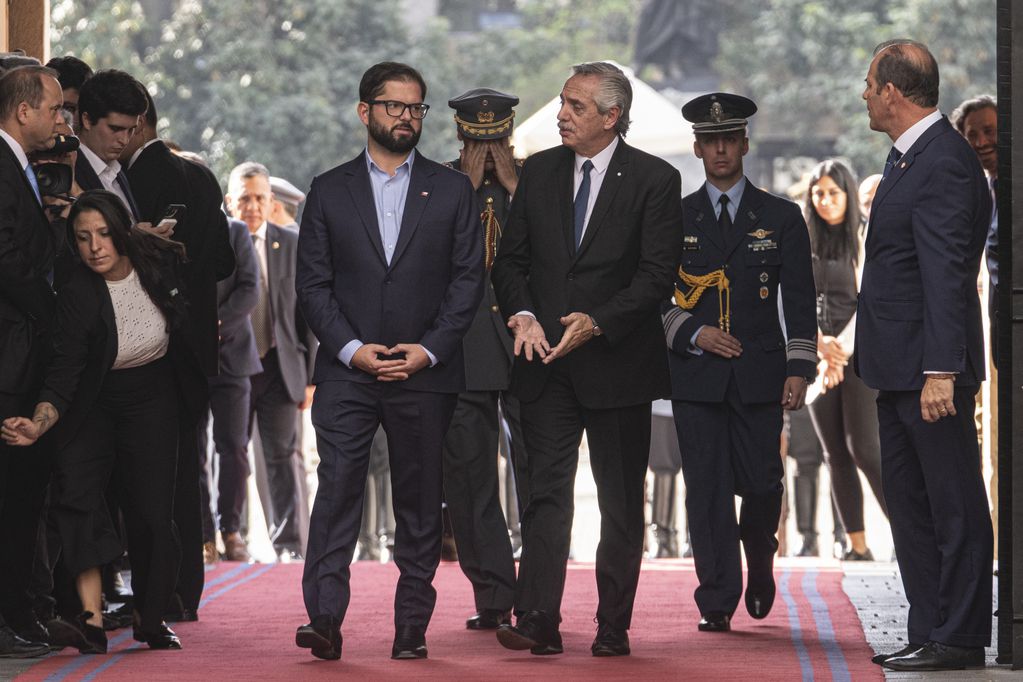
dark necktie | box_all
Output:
[251,234,273,357]
[573,159,594,251]
[718,194,732,235]
[882,146,903,182]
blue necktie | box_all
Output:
[882,146,903,182]
[573,159,594,251]
[24,163,41,204]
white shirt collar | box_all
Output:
[128,138,161,169]
[575,135,619,175]
[80,142,121,178]
[0,128,29,170]
[253,221,268,241]
[893,110,942,155]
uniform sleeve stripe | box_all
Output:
[662,307,691,345]
[786,338,818,364]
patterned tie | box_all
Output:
[718,194,732,235]
[882,146,903,182]
[251,234,274,357]
[24,163,41,204]
[573,159,594,251]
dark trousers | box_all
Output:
[303,380,456,627]
[787,409,843,540]
[0,391,52,628]
[515,365,650,629]
[442,389,516,612]
[174,400,206,611]
[499,393,529,527]
[808,365,887,532]
[50,359,181,632]
[877,388,992,647]
[673,378,783,617]
[249,349,302,554]
[199,372,252,538]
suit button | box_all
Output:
[567,273,575,280]
[490,305,499,313]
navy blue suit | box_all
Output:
[856,116,992,648]
[297,151,483,627]
[663,181,817,617]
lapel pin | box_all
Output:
[272,241,280,250]
[420,191,429,197]
[759,286,769,300]
[899,162,907,168]
[617,171,622,176]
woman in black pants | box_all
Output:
[2,190,195,652]
[803,160,889,561]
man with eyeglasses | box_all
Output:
[295,62,484,662]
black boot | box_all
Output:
[650,473,679,558]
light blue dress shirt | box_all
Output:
[338,149,436,368]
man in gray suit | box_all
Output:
[225,162,316,561]
[198,217,262,562]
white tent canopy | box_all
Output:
[511,61,694,160]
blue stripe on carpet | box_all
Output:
[802,569,851,682]
[780,567,814,681]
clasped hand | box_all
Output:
[351,343,429,382]
[1,417,41,446]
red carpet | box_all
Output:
[16,560,880,681]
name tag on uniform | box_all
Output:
[748,239,778,252]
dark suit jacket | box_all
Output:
[74,151,140,220]
[0,135,56,395]
[296,151,484,394]
[663,182,818,404]
[855,117,990,390]
[216,219,262,378]
[491,139,683,409]
[126,140,235,377]
[263,221,316,402]
[38,264,204,450]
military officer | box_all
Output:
[442,88,528,630]
[663,93,817,633]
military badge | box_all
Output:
[759,286,769,300]
[747,229,774,240]
[759,272,769,283]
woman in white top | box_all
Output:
[2,190,192,653]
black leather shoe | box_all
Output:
[133,621,181,650]
[163,593,199,623]
[296,615,342,660]
[466,609,511,630]
[11,616,51,648]
[697,612,731,632]
[591,621,630,656]
[871,642,922,665]
[55,612,107,654]
[881,641,985,671]
[0,624,49,658]
[391,625,427,660]
[496,611,563,655]
[745,556,776,619]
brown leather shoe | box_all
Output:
[222,532,251,562]
[203,541,219,565]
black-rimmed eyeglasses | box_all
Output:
[365,100,430,120]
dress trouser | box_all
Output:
[442,389,516,613]
[173,393,206,611]
[303,380,457,627]
[50,358,181,633]
[249,349,302,554]
[514,364,650,629]
[673,377,783,617]
[808,365,887,532]
[877,387,992,647]
[0,391,52,629]
[198,372,252,539]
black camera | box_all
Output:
[33,134,80,197]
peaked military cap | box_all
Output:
[269,176,305,207]
[681,92,757,134]
[448,88,519,140]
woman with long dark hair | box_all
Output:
[2,190,191,653]
[803,159,888,561]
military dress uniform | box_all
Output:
[441,89,527,628]
[663,94,817,628]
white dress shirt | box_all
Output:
[79,143,132,213]
[572,135,619,240]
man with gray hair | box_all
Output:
[491,61,682,656]
[225,161,316,563]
